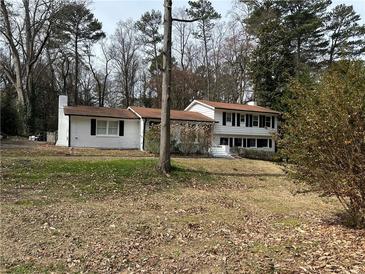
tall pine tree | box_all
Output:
[56,2,105,105]
[327,4,365,64]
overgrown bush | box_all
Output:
[144,122,213,155]
[237,148,277,161]
[281,61,365,227]
[144,126,160,154]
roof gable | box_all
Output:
[195,100,280,115]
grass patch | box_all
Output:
[7,262,67,274]
[276,217,302,228]
[1,158,213,204]
[2,144,362,273]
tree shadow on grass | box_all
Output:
[177,167,285,178]
[323,211,365,230]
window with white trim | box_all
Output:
[252,115,259,127]
[247,138,256,147]
[226,112,232,122]
[257,138,268,148]
[240,114,245,125]
[97,120,118,136]
[108,121,118,135]
[265,116,271,127]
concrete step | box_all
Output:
[210,146,232,158]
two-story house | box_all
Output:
[185,100,280,152]
[56,96,280,155]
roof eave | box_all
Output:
[214,107,280,115]
[64,113,138,119]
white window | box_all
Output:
[97,120,118,136]
[96,120,107,135]
[265,116,271,127]
[240,114,245,125]
[226,113,232,122]
[108,121,118,135]
[252,115,259,127]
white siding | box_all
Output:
[56,95,69,146]
[213,110,277,136]
[70,116,140,149]
[187,103,215,119]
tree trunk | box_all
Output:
[202,24,211,100]
[74,28,79,105]
[158,0,172,174]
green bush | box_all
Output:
[237,148,277,161]
[281,61,365,227]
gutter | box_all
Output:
[68,115,71,147]
[142,119,147,150]
[64,114,138,119]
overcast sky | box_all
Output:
[91,0,365,36]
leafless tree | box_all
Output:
[0,0,61,131]
[110,19,140,107]
[86,40,112,107]
[173,8,193,71]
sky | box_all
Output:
[91,0,365,36]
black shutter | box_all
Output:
[272,116,275,128]
[222,112,226,126]
[246,114,249,127]
[237,113,240,126]
[232,113,236,126]
[243,138,247,147]
[259,115,265,128]
[229,138,233,147]
[269,139,272,148]
[249,115,253,127]
[91,119,96,135]
[119,120,124,136]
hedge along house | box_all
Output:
[184,100,280,155]
[56,96,214,150]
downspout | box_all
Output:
[68,115,71,147]
[142,119,147,150]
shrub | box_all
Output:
[280,61,365,227]
[144,125,160,154]
[144,122,213,155]
[237,148,277,161]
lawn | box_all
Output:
[1,143,364,273]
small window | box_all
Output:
[257,138,268,148]
[265,117,271,127]
[226,113,232,122]
[240,114,245,125]
[97,120,107,135]
[252,115,259,127]
[247,138,256,148]
[108,121,118,135]
[234,138,242,147]
[220,137,228,145]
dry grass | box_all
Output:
[1,142,364,273]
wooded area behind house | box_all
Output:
[1,0,364,135]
